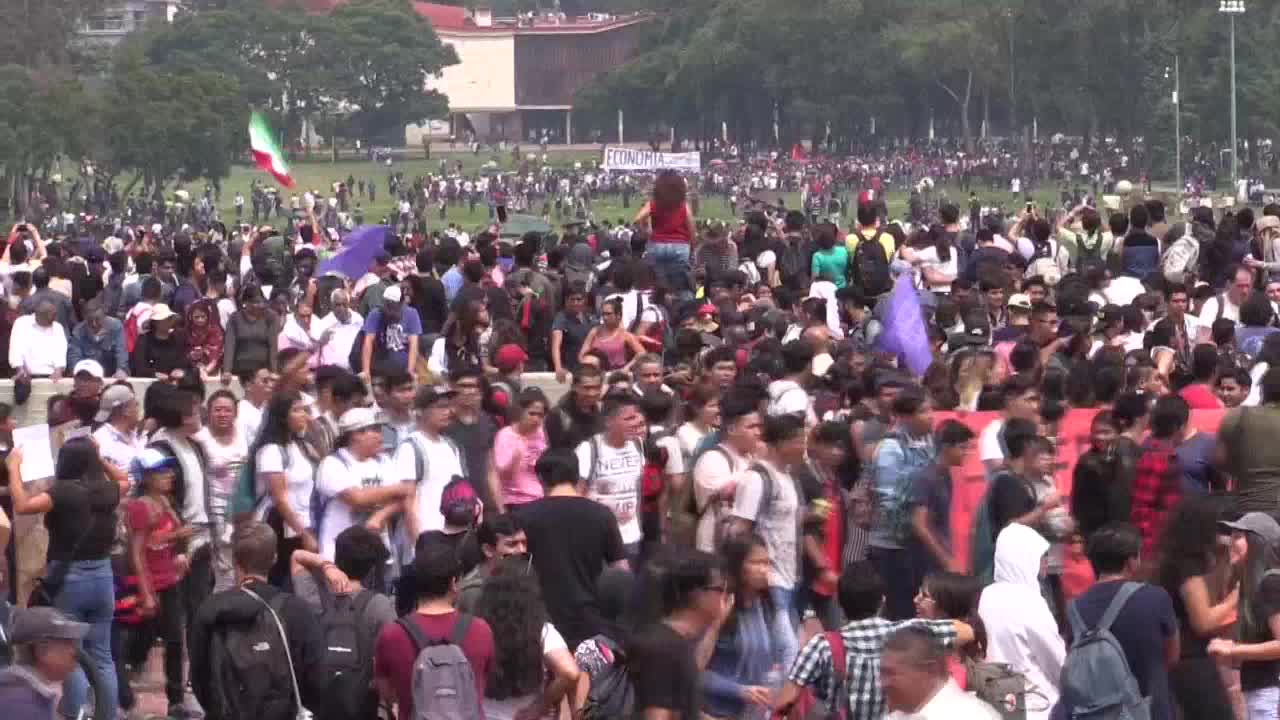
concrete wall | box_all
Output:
[429,34,517,111]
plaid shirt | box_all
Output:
[1130,437,1183,558]
[787,617,956,720]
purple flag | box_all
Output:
[318,225,390,279]
[876,273,933,376]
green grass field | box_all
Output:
[167,148,1067,233]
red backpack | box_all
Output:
[640,428,673,513]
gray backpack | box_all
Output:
[1059,582,1150,720]
[395,614,481,720]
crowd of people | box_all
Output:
[4,152,1280,720]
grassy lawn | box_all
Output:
[169,148,1068,233]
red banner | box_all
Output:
[936,409,1225,599]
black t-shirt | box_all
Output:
[1069,581,1177,720]
[517,495,625,649]
[444,415,498,509]
[1242,573,1280,691]
[630,621,701,719]
[988,470,1036,541]
[45,477,120,563]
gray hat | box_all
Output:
[94,384,135,424]
[1220,512,1280,545]
[8,607,90,644]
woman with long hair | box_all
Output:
[6,436,130,716]
[433,299,489,376]
[1210,512,1280,719]
[222,284,280,381]
[184,298,224,380]
[490,388,550,514]
[914,571,985,688]
[634,170,696,296]
[1156,495,1239,719]
[909,224,958,295]
[809,223,849,289]
[578,297,645,372]
[702,535,781,719]
[475,556,580,720]
[250,391,323,588]
[676,383,721,458]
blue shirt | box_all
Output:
[441,267,464,303]
[869,430,936,550]
[67,317,129,376]
[362,307,423,370]
[703,601,777,717]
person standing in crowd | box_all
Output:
[693,390,762,552]
[1064,525,1179,720]
[195,389,249,590]
[0,607,92,720]
[546,364,604,450]
[729,413,806,667]
[148,386,217,615]
[68,299,128,378]
[310,289,364,370]
[359,285,421,380]
[629,546,727,720]
[1155,496,1240,719]
[375,370,417,451]
[188,522,325,720]
[550,281,594,384]
[881,626,999,720]
[1210,512,1280,720]
[222,285,280,379]
[1070,411,1135,540]
[635,170,696,297]
[373,540,495,718]
[288,525,396,646]
[575,392,647,561]
[978,524,1065,720]
[443,366,499,511]
[313,407,411,563]
[475,556,581,720]
[92,383,144,482]
[115,449,189,719]
[1217,366,1280,514]
[456,513,527,614]
[184,299,225,380]
[702,535,788,719]
[868,389,936,620]
[250,391,323,588]
[236,365,275,445]
[491,388,549,514]
[393,386,466,545]
[522,449,627,650]
[578,298,646,372]
[6,437,129,716]
[907,419,973,579]
[776,560,972,719]
[1130,395,1190,558]
[978,373,1041,472]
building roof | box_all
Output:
[273,0,649,35]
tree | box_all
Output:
[0,65,95,215]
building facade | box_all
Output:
[78,0,183,46]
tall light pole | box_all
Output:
[1220,0,1246,191]
[1166,56,1181,198]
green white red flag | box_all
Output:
[248,111,293,188]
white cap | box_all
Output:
[72,359,104,379]
[382,285,402,304]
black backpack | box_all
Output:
[580,635,634,720]
[206,588,301,720]
[851,232,892,297]
[313,586,378,720]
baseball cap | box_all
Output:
[381,285,403,304]
[1220,512,1280,545]
[414,385,457,409]
[94,384,135,423]
[73,359,104,380]
[1007,294,1033,312]
[493,344,529,373]
[8,607,90,645]
[132,448,177,474]
[439,476,479,521]
[338,407,382,435]
[698,303,717,316]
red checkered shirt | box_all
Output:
[1130,437,1182,557]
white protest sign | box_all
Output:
[602,147,701,172]
[13,424,55,483]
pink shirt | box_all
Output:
[493,425,547,506]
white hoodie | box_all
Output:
[977,524,1065,720]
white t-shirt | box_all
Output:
[1103,275,1145,307]
[979,418,1007,464]
[1198,294,1241,328]
[649,425,686,478]
[238,399,265,446]
[195,428,248,539]
[575,436,644,545]
[255,442,318,537]
[315,449,389,560]
[691,444,751,552]
[390,431,465,538]
[675,423,707,459]
[913,245,958,293]
[730,458,800,589]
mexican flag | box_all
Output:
[248,111,293,188]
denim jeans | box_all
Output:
[1247,686,1279,720]
[768,585,799,671]
[51,559,118,718]
[644,242,691,295]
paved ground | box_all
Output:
[126,647,199,720]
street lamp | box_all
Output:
[1220,0,1245,192]
[1165,57,1181,200]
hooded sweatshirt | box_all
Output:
[977,524,1065,719]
